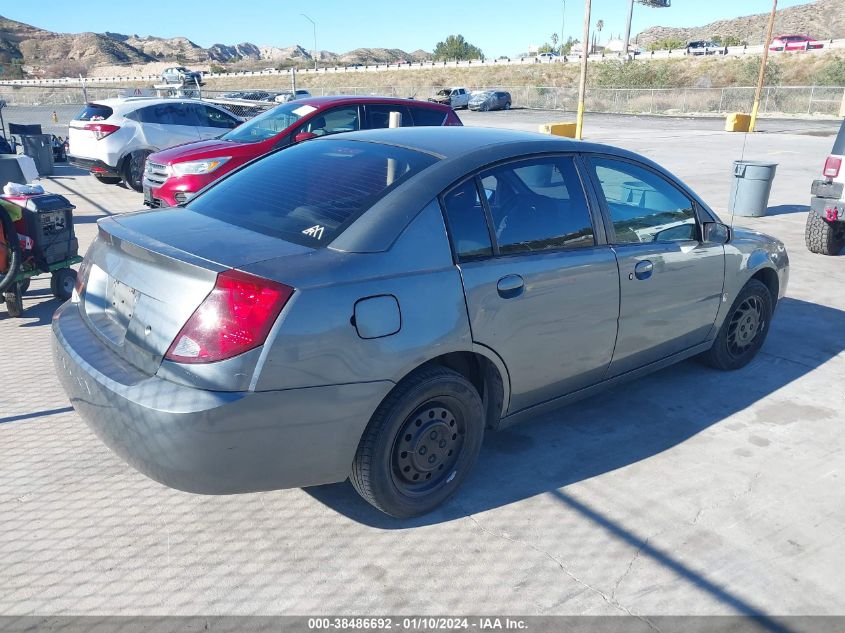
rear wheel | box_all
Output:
[350,366,485,518]
[50,268,77,301]
[122,150,151,192]
[504,101,511,110]
[93,173,122,185]
[805,210,845,255]
[703,279,772,370]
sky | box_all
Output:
[5,0,816,59]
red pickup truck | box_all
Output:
[143,96,461,208]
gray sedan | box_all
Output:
[52,127,789,518]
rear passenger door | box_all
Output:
[441,155,620,413]
[364,104,413,128]
[586,156,725,376]
[133,103,203,149]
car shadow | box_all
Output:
[306,297,845,529]
[766,204,810,216]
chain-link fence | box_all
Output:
[0,84,842,137]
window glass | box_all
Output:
[592,157,697,244]
[365,105,412,129]
[133,103,195,126]
[221,101,306,143]
[408,107,446,126]
[201,105,238,129]
[298,106,360,137]
[442,179,493,260]
[74,103,113,122]
[186,139,437,248]
[479,156,595,254]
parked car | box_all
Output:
[220,90,281,102]
[769,34,823,52]
[686,41,727,56]
[536,52,559,61]
[54,127,789,518]
[469,90,512,111]
[429,87,470,109]
[161,66,204,86]
[274,89,313,103]
[143,96,461,207]
[67,98,242,192]
[806,118,845,255]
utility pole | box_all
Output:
[301,13,318,71]
[622,0,635,58]
[749,0,777,132]
[576,0,592,139]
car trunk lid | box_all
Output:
[79,209,311,375]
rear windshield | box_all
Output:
[186,139,438,247]
[220,101,309,143]
[74,103,113,122]
[833,120,845,155]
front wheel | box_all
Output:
[122,150,151,193]
[504,102,511,110]
[805,211,845,255]
[702,279,773,370]
[350,366,485,518]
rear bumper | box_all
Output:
[52,300,392,494]
[68,155,118,176]
[811,195,844,221]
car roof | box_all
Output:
[297,95,449,109]
[91,97,218,112]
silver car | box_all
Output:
[52,127,789,518]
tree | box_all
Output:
[433,34,484,61]
[561,37,579,55]
[551,33,559,50]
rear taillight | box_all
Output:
[74,256,94,298]
[823,156,842,179]
[83,123,120,140]
[165,270,294,364]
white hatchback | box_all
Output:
[67,98,241,192]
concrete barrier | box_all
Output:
[725,113,752,132]
[539,122,578,138]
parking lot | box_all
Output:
[1,110,844,617]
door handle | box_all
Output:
[497,274,525,299]
[634,260,654,280]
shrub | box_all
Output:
[813,57,845,86]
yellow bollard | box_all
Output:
[539,122,578,138]
[51,111,58,123]
[725,113,752,133]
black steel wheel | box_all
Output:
[351,365,484,518]
[703,279,773,370]
[50,268,77,301]
[122,150,151,192]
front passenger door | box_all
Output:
[588,156,725,376]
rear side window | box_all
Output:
[365,105,412,129]
[442,179,493,260]
[128,103,196,126]
[409,107,447,126]
[480,156,595,254]
[186,139,437,247]
[74,104,113,122]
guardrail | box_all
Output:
[2,38,844,87]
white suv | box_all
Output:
[67,98,241,192]
[807,119,845,255]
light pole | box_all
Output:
[749,0,778,132]
[560,0,566,55]
[623,0,635,58]
[301,13,317,71]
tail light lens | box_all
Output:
[823,156,841,179]
[74,255,94,298]
[83,123,120,140]
[165,270,294,364]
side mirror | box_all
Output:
[294,131,318,143]
[702,222,731,244]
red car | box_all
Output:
[769,34,824,52]
[143,96,462,207]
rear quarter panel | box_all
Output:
[247,199,475,391]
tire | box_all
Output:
[0,210,20,294]
[50,268,77,301]
[18,277,29,294]
[805,210,845,255]
[504,102,511,110]
[702,279,773,371]
[4,284,23,317]
[122,150,151,193]
[93,173,122,185]
[350,365,485,518]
